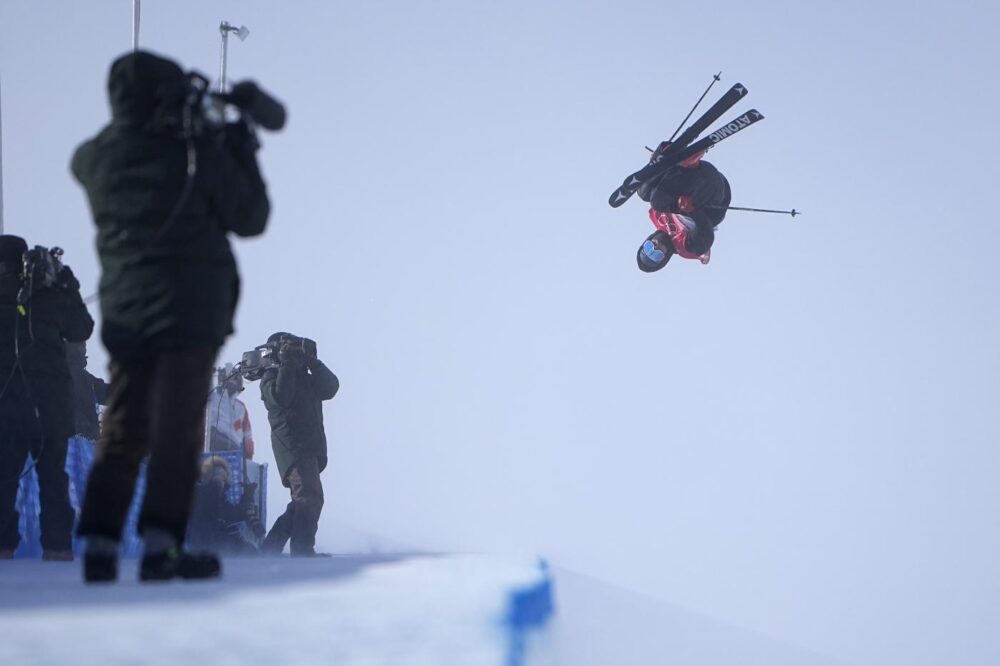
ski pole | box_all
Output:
[645,71,723,153]
[708,205,800,217]
[669,71,722,143]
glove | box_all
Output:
[676,195,695,215]
[278,340,306,366]
[58,266,81,292]
[649,141,673,164]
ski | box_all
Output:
[672,82,748,153]
[608,82,749,208]
[608,106,764,208]
[668,109,765,164]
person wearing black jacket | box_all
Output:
[65,341,108,441]
[71,50,270,582]
[260,333,339,557]
[635,146,732,272]
[0,235,95,560]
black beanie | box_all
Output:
[0,235,28,263]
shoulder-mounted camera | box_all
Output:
[16,246,68,307]
[153,72,286,141]
[233,334,317,382]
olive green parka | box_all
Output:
[261,359,339,485]
[71,51,269,355]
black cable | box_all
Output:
[0,292,55,550]
[0,300,47,487]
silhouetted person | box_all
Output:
[0,235,94,561]
[71,50,270,582]
[260,333,338,557]
[186,456,262,554]
[66,341,108,442]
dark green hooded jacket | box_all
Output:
[70,50,269,355]
[261,359,339,485]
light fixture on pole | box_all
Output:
[218,21,250,93]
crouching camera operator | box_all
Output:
[70,50,278,583]
[186,456,263,555]
[0,237,94,560]
[253,333,339,557]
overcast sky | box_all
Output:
[2,1,998,665]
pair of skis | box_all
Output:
[608,79,764,208]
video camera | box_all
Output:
[16,246,67,307]
[156,72,286,140]
[234,334,317,382]
[24,246,65,287]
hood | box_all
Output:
[0,235,27,278]
[107,50,186,123]
[0,235,27,263]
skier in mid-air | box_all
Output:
[633,142,731,272]
[608,76,773,273]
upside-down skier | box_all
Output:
[609,76,773,273]
[633,142,731,272]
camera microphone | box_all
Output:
[220,80,286,131]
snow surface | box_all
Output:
[0,554,549,666]
[548,568,846,666]
[0,553,845,666]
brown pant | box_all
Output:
[77,348,216,545]
[262,455,324,555]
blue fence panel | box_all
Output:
[15,439,265,558]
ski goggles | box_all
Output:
[640,239,667,265]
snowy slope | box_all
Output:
[548,568,846,666]
[0,555,849,665]
[0,554,551,666]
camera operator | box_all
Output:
[259,332,339,557]
[70,50,272,583]
[187,456,262,555]
[0,235,95,561]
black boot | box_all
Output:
[140,548,221,582]
[83,552,119,583]
[83,537,119,583]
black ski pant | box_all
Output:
[262,455,324,555]
[0,375,75,553]
[77,347,216,546]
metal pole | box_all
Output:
[646,71,723,153]
[219,22,230,93]
[708,205,800,217]
[218,22,249,93]
[668,71,722,143]
[132,0,141,51]
[0,73,5,234]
